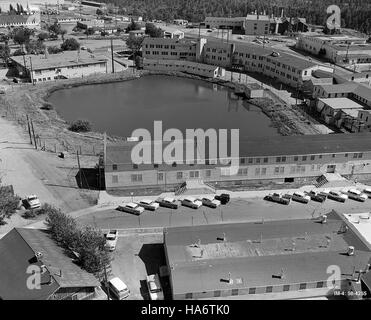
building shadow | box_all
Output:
[75,168,105,190]
[138,243,172,300]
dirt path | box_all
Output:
[0,116,98,236]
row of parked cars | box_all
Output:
[264,188,371,205]
[116,194,231,215]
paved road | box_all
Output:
[77,196,371,230]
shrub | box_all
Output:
[68,120,91,132]
[47,45,63,54]
[41,102,53,110]
[0,185,20,225]
[61,38,80,51]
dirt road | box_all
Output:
[0,116,98,236]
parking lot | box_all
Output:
[106,233,171,300]
[77,195,371,230]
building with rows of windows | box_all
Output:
[104,133,371,191]
[141,37,333,88]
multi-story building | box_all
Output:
[10,51,107,83]
[104,133,371,190]
[203,14,270,35]
[142,37,206,63]
[296,34,371,65]
[142,37,333,88]
[0,0,63,12]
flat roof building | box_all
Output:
[10,51,107,83]
[164,211,371,299]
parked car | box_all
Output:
[200,196,221,208]
[346,189,368,202]
[291,191,311,204]
[117,202,145,215]
[363,188,371,198]
[214,193,230,205]
[307,190,326,203]
[264,193,290,205]
[105,230,118,251]
[181,196,202,209]
[327,191,348,203]
[138,199,160,211]
[156,197,178,209]
[108,277,130,300]
[146,274,164,300]
[25,195,41,209]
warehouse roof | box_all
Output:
[106,132,371,166]
[318,97,365,110]
[0,228,100,300]
[11,51,107,71]
[315,83,358,94]
[164,211,371,295]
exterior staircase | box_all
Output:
[314,173,352,188]
[175,180,216,196]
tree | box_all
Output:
[47,45,63,54]
[37,32,49,42]
[48,22,62,37]
[126,20,141,32]
[12,27,34,46]
[0,183,21,226]
[85,28,95,38]
[145,23,162,38]
[25,40,45,54]
[60,29,67,41]
[68,120,91,132]
[0,44,10,66]
[61,38,80,51]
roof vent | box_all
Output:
[35,251,43,260]
[347,246,355,256]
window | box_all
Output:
[231,288,239,296]
[154,164,158,168]
[332,154,336,158]
[214,290,221,297]
[112,175,118,183]
[185,293,193,299]
[316,281,324,288]
[255,168,260,176]
[131,174,142,182]
[256,158,261,164]
[248,158,253,164]
[264,157,268,163]
[249,287,256,294]
[261,168,267,176]
[177,172,183,179]
[133,164,138,169]
[310,155,315,160]
[276,157,281,163]
[112,164,117,171]
[283,284,290,292]
[299,283,307,290]
[302,156,307,161]
[158,173,164,181]
[281,156,286,162]
[240,158,245,164]
[294,156,299,161]
[266,286,273,293]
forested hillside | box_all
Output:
[97,0,371,34]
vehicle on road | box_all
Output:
[156,197,178,209]
[214,193,230,204]
[264,193,290,205]
[181,196,202,209]
[346,189,368,202]
[25,195,41,209]
[105,230,118,251]
[138,199,160,211]
[108,277,130,300]
[146,274,164,300]
[291,191,311,204]
[307,190,326,203]
[117,202,145,215]
[200,196,221,208]
[327,191,348,203]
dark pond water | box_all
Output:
[48,75,278,139]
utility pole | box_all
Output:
[30,120,37,150]
[110,38,115,73]
[103,265,110,300]
[26,115,32,144]
[29,56,34,85]
[77,150,82,188]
